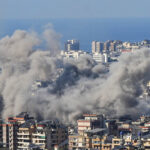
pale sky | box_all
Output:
[0,0,150,19]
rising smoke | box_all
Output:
[0,25,150,123]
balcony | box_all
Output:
[32,136,46,140]
[17,132,30,135]
[17,136,30,140]
[32,133,45,136]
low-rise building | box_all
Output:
[69,133,92,150]
[77,114,104,135]
[61,50,88,60]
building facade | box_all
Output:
[65,40,80,51]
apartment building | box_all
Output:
[77,114,104,135]
[69,114,107,150]
[17,120,35,149]
[0,113,67,150]
[69,132,92,150]
[32,120,67,149]
[92,135,112,150]
[2,112,32,150]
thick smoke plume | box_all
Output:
[0,25,150,123]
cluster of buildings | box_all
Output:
[1,112,150,149]
[0,112,67,150]
[61,39,150,64]
[61,39,111,64]
[91,40,122,53]
[92,39,150,54]
[68,114,150,150]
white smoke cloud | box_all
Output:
[43,23,62,56]
[0,26,150,123]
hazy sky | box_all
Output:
[0,0,150,19]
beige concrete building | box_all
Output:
[92,41,104,53]
[1,112,32,150]
[77,114,104,135]
[69,133,92,150]
[17,121,35,149]
[92,135,112,150]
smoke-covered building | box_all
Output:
[77,114,105,135]
[69,114,107,149]
[92,52,108,63]
[105,119,118,136]
[61,50,88,60]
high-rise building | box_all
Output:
[92,41,97,53]
[65,40,80,51]
[99,42,104,53]
[92,41,104,53]
[103,40,112,52]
